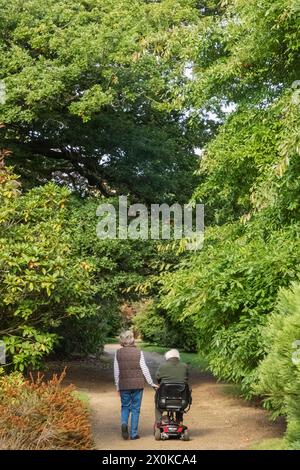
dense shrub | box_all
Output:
[255,283,300,414]
[133,301,167,345]
[159,222,300,394]
[56,196,181,356]
[192,107,281,225]
[54,306,120,357]
[133,300,198,352]
[0,370,93,450]
[0,164,100,370]
[1,165,174,364]
[255,283,300,448]
[286,376,300,450]
[208,313,266,397]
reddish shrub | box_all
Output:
[0,369,93,450]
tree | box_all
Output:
[0,154,181,365]
[0,0,210,202]
[55,195,180,356]
[138,0,300,402]
[0,158,99,370]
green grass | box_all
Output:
[105,338,208,371]
[139,342,209,371]
[106,336,119,344]
[72,390,90,407]
[249,437,288,450]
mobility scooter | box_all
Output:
[154,382,192,441]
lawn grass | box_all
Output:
[106,336,119,344]
[139,342,209,371]
[105,338,208,371]
[249,437,288,450]
[72,390,90,407]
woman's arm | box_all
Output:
[114,352,120,391]
[140,351,156,387]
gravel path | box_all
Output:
[46,344,285,450]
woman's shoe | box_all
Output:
[121,423,129,440]
[131,435,140,440]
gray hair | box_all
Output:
[165,349,180,360]
[119,330,135,347]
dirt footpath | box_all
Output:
[47,344,284,450]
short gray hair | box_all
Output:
[119,330,135,347]
[165,349,180,360]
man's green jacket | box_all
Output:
[156,357,188,383]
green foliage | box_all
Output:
[0,165,100,369]
[255,283,300,412]
[158,0,300,413]
[250,438,288,451]
[139,342,209,370]
[208,315,266,397]
[190,0,300,108]
[159,221,300,393]
[286,375,300,449]
[0,0,299,444]
[0,0,203,202]
[1,160,183,366]
[54,197,181,356]
[133,299,198,352]
[192,106,282,225]
[133,301,167,345]
[189,0,300,228]
[255,283,300,448]
[53,311,109,358]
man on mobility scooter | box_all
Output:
[154,349,192,441]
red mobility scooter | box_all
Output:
[154,382,192,441]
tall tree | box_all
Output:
[0,0,216,202]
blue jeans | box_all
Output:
[120,389,143,438]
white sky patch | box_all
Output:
[194,147,203,156]
[221,102,237,113]
[183,61,195,80]
[0,80,6,104]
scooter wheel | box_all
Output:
[154,429,161,441]
[182,429,190,441]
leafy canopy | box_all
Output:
[0,0,210,202]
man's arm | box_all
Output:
[140,352,156,387]
[185,363,189,383]
[156,364,162,383]
[114,352,120,391]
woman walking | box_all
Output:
[114,330,157,440]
